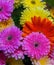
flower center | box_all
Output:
[8,36,12,40]
[34,42,39,47]
[0,7,2,11]
[31,0,36,4]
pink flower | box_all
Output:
[0,26,22,54]
[49,45,54,60]
[23,32,50,60]
[5,46,24,60]
[11,46,24,60]
[0,52,6,65]
[50,59,54,65]
[0,0,14,21]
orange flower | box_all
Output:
[0,18,14,31]
[22,16,54,44]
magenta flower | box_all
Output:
[23,32,50,60]
[0,52,6,65]
[5,45,24,60]
[50,59,54,65]
[49,46,54,60]
[0,26,22,54]
[11,46,24,60]
[0,0,14,21]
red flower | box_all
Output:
[22,16,54,44]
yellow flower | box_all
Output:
[22,0,46,8]
[0,18,14,31]
[6,58,24,65]
[14,0,21,8]
[50,7,54,18]
[32,56,51,65]
[20,7,52,25]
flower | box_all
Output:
[49,45,54,60]
[20,7,52,25]
[7,46,24,60]
[23,32,50,60]
[50,8,54,18]
[14,0,21,8]
[49,59,54,65]
[0,26,22,54]
[0,52,7,65]
[6,58,24,65]
[0,0,14,21]
[0,18,14,32]
[22,0,46,8]
[32,57,54,65]
[22,16,54,44]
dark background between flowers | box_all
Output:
[12,5,32,65]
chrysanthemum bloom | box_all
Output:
[22,16,54,44]
[0,52,7,65]
[23,32,50,59]
[0,0,14,21]
[20,7,53,25]
[6,58,24,65]
[32,57,54,65]
[0,26,22,54]
[0,18,14,32]
[22,0,46,8]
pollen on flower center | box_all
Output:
[8,36,12,40]
[31,0,36,4]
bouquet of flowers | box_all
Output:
[0,0,54,65]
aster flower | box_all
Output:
[0,0,14,21]
[20,7,52,25]
[23,32,50,60]
[22,0,46,8]
[0,52,7,65]
[22,16,54,44]
[0,18,14,32]
[0,26,22,54]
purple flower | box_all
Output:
[49,59,54,65]
[23,32,50,60]
[0,52,6,65]
[0,26,22,54]
[0,0,14,21]
[49,46,54,60]
[5,46,24,60]
[10,46,24,60]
